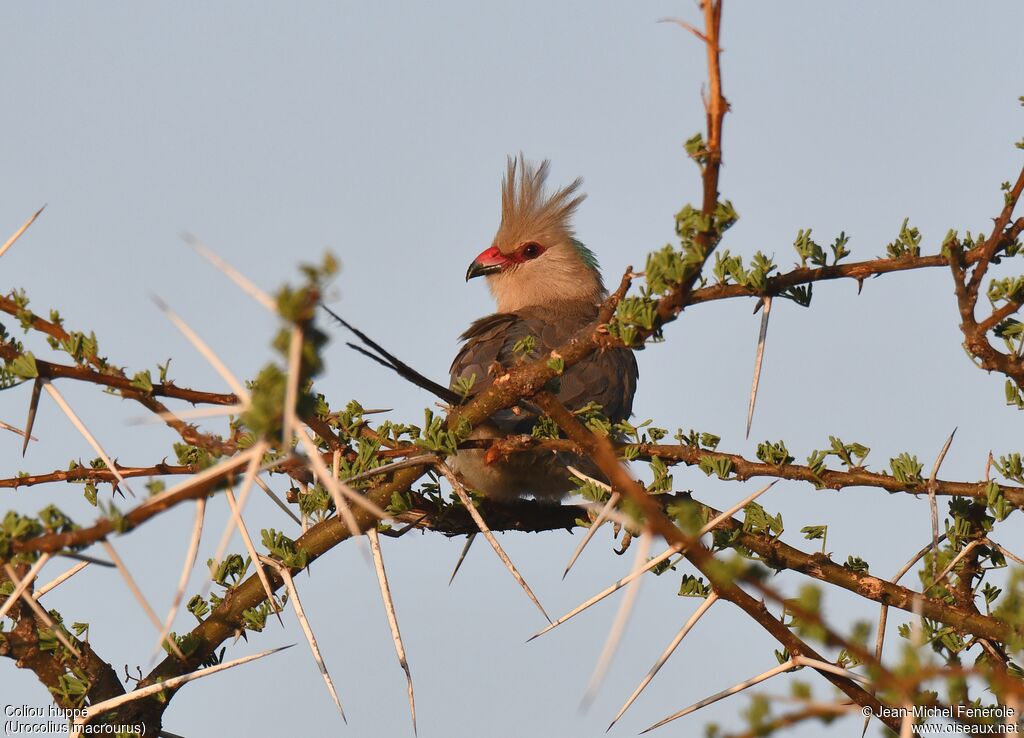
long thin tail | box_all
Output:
[321,305,462,405]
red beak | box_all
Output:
[466,245,509,281]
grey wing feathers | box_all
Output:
[450,311,637,430]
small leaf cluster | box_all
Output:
[885,218,923,259]
[756,440,793,466]
[261,528,308,569]
[415,408,472,454]
[712,250,778,292]
[888,452,924,487]
[792,229,851,267]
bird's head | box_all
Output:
[466,155,605,313]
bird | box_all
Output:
[450,155,638,500]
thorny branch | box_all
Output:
[3,2,1024,737]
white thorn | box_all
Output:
[368,528,417,733]
[43,381,134,495]
[77,646,292,725]
[153,498,206,661]
[0,554,52,620]
[608,592,719,730]
[437,461,550,622]
[641,658,798,733]
[0,204,45,260]
[746,295,772,439]
[580,531,652,710]
[261,556,346,723]
[183,234,276,312]
[151,295,251,403]
[33,560,89,600]
[102,541,186,661]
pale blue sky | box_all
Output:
[2,3,1023,737]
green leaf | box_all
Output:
[8,352,38,379]
[130,369,154,393]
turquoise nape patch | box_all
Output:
[571,238,601,272]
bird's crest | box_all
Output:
[494,155,587,258]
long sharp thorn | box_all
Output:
[529,545,681,641]
[564,492,619,580]
[0,419,36,442]
[3,561,81,659]
[640,659,798,734]
[564,467,618,579]
[580,532,652,711]
[449,533,476,586]
[254,476,302,525]
[0,554,52,620]
[43,381,134,495]
[437,461,550,622]
[746,295,772,439]
[297,429,390,523]
[153,498,206,660]
[262,556,346,723]
[102,541,186,660]
[0,204,45,260]
[203,449,264,592]
[868,531,949,737]
[607,592,719,731]
[79,646,292,725]
[791,655,871,683]
[702,481,779,536]
[533,482,779,643]
[33,560,89,600]
[927,427,957,579]
[151,295,251,403]
[183,234,276,312]
[296,432,371,558]
[22,377,42,456]
[129,404,246,426]
[987,539,1024,566]
[142,450,254,511]
[369,528,417,734]
[223,445,282,624]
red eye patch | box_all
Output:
[510,241,546,263]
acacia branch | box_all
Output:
[472,436,1024,509]
[1,462,196,490]
[531,390,905,734]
